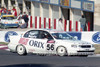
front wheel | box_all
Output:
[56,46,67,56]
[16,45,27,56]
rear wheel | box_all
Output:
[16,45,27,56]
[57,46,67,56]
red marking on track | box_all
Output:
[0,44,6,46]
[0,47,8,50]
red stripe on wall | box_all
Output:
[44,18,46,28]
[49,18,51,29]
[54,19,56,29]
[69,20,72,31]
[30,16,33,28]
[35,17,37,29]
[64,19,67,31]
[39,17,41,28]
[76,21,78,31]
[88,22,90,31]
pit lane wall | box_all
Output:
[0,31,100,44]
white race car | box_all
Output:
[0,15,19,29]
[8,29,95,56]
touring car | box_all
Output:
[0,15,19,29]
[8,29,95,56]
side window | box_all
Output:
[52,33,58,39]
[39,31,53,39]
[24,30,39,38]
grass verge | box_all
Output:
[0,42,9,45]
[94,44,100,54]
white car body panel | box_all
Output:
[0,15,19,28]
[8,29,95,56]
[1,19,19,24]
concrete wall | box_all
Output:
[94,0,100,31]
[52,5,59,19]
[34,2,40,17]
[72,9,81,31]
[61,8,69,20]
[42,3,49,18]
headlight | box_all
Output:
[15,22,18,23]
[4,22,8,24]
[71,45,77,48]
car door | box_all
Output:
[39,31,56,54]
[23,30,48,54]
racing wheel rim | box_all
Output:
[57,46,66,56]
[17,45,26,55]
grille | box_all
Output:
[79,45,91,48]
[77,51,94,52]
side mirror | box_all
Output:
[47,40,55,43]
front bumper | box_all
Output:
[68,51,94,56]
[0,23,19,27]
[3,24,19,27]
[68,48,95,56]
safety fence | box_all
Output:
[28,16,91,31]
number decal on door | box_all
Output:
[47,44,54,50]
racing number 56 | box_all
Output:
[47,44,54,50]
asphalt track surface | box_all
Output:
[0,50,100,67]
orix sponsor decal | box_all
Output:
[19,38,44,48]
[29,40,44,49]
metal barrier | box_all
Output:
[28,16,90,31]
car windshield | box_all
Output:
[52,33,75,40]
[1,17,16,20]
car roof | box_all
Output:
[25,28,66,33]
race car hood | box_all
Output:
[56,39,91,45]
